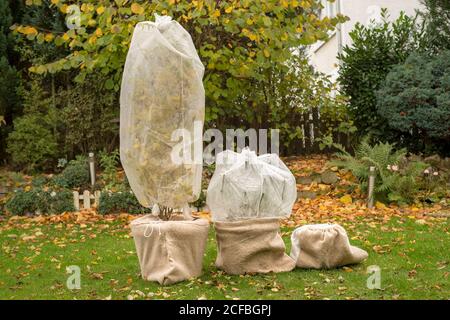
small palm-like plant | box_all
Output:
[329,138,407,195]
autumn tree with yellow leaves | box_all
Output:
[12,0,348,146]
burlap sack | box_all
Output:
[130,215,209,285]
[290,224,368,269]
[214,218,295,275]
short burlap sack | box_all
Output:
[290,224,368,269]
[130,215,209,285]
[214,218,295,275]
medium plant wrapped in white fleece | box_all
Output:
[207,148,297,221]
[120,15,205,212]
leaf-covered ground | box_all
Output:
[0,211,448,300]
[0,156,448,300]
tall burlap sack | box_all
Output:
[130,215,209,285]
[214,218,295,275]
[290,224,368,269]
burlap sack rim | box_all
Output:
[213,217,280,225]
[130,215,205,226]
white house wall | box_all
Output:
[310,33,339,77]
[310,0,423,77]
[340,0,422,48]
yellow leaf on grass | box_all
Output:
[415,219,426,225]
[263,48,270,57]
[22,26,38,35]
[44,33,54,42]
[131,3,144,15]
[340,194,352,204]
[212,9,221,18]
[225,6,233,13]
[96,6,105,15]
[88,36,97,45]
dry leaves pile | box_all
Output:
[0,209,135,234]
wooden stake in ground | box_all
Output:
[368,166,376,209]
[89,152,95,186]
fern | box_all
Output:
[329,139,407,199]
[329,138,439,204]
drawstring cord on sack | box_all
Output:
[144,221,163,238]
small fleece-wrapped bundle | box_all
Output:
[290,224,368,269]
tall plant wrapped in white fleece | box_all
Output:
[207,148,297,222]
[120,15,205,216]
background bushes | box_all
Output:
[98,191,151,215]
[421,0,450,53]
[6,81,59,170]
[57,75,119,157]
[0,0,21,163]
[338,4,450,156]
[377,51,450,155]
[338,10,425,141]
[6,188,75,215]
[5,189,40,215]
[51,156,90,189]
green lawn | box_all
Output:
[0,215,448,300]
